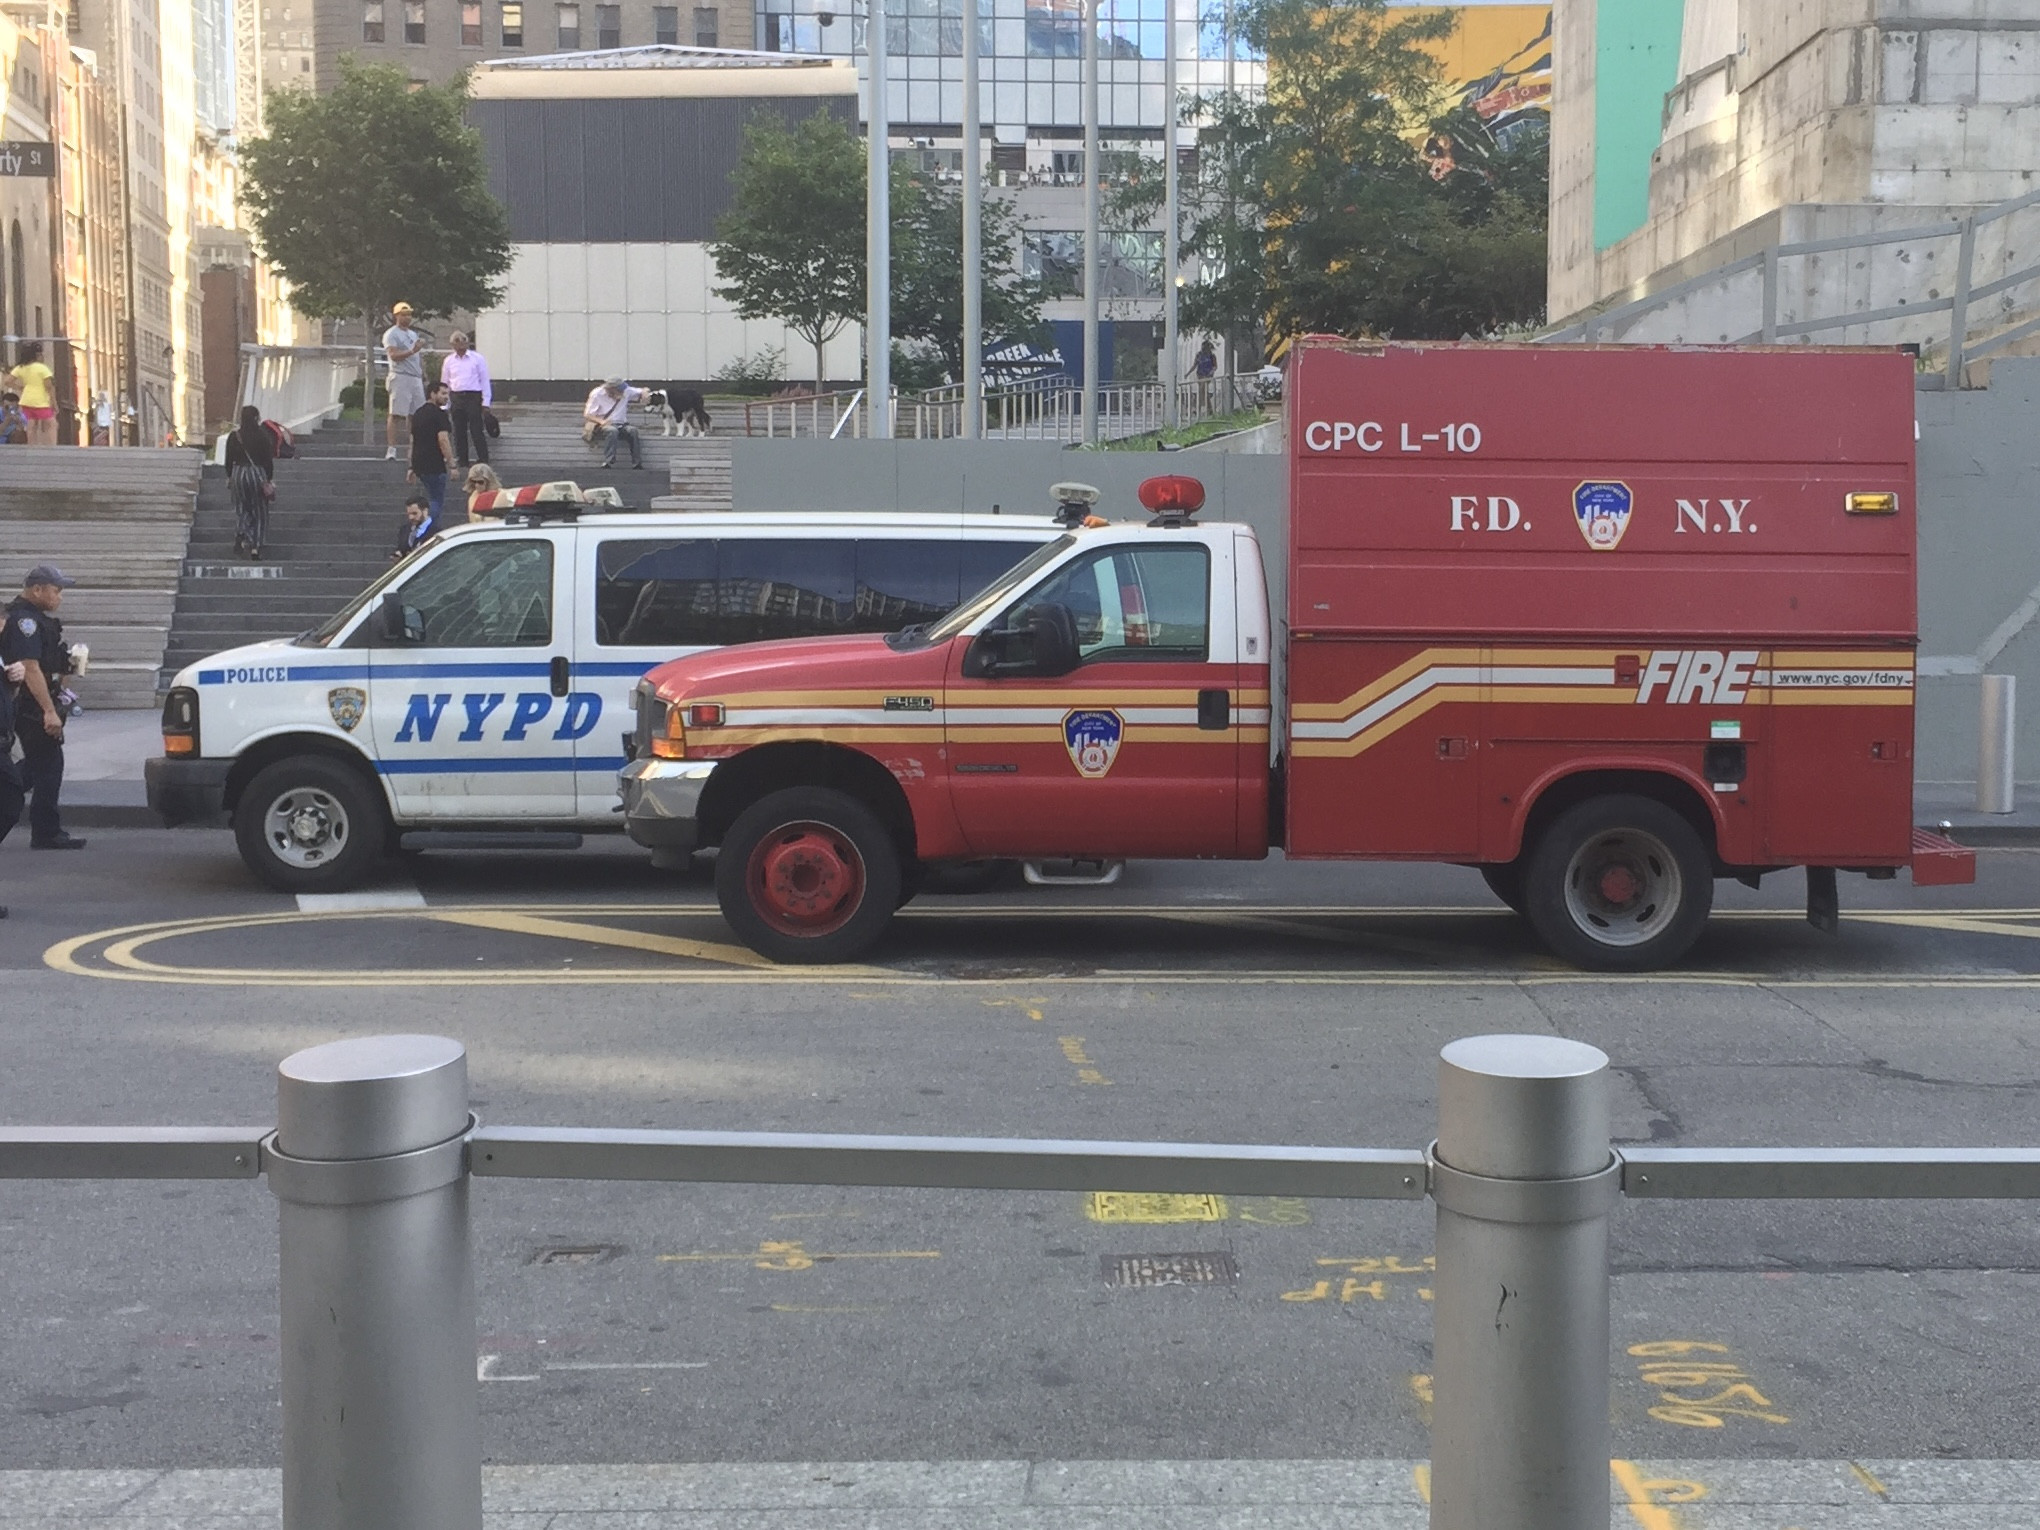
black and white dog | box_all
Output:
[646,386,713,437]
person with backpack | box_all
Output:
[223,405,276,558]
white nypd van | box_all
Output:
[147,496,1059,891]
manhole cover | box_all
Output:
[530,1244,624,1266]
[1102,1252,1239,1288]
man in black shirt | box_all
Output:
[407,381,455,523]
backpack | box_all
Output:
[262,419,298,459]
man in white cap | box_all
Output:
[1,565,84,849]
[383,301,427,462]
[582,376,647,469]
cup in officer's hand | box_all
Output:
[67,642,89,676]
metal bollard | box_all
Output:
[1429,1035,1619,1530]
[1979,673,2016,814]
[266,1036,482,1530]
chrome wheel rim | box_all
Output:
[263,786,350,870]
[1562,827,1681,948]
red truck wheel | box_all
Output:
[1523,795,1712,971]
[716,787,902,964]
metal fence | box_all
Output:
[9,1030,2037,1530]
[741,375,1266,445]
[1543,187,2040,386]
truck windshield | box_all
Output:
[918,534,1077,645]
[295,535,444,647]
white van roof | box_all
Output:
[453,510,1063,536]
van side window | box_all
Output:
[720,540,858,643]
[394,539,554,647]
[855,540,961,630]
[996,544,1210,662]
[597,539,717,647]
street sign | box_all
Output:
[0,142,54,177]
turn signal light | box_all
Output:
[1846,491,1898,515]
[649,708,688,759]
[688,703,725,727]
[163,734,196,755]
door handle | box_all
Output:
[1197,688,1230,730]
[549,655,571,698]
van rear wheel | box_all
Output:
[717,787,901,964]
[1523,795,1712,971]
[233,755,390,893]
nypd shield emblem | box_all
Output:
[1062,708,1124,779]
[327,686,366,733]
[1573,480,1634,551]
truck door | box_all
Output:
[945,535,1241,858]
[365,530,582,821]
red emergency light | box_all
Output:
[1137,475,1206,516]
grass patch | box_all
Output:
[1095,407,1270,451]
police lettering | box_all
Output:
[222,664,291,684]
[391,690,603,743]
[1635,651,1760,705]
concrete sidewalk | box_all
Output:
[1,1459,2034,1527]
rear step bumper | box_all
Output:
[1911,827,1978,886]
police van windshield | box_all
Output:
[920,535,1077,645]
[295,536,444,647]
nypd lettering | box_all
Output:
[391,690,604,744]
[1063,708,1124,778]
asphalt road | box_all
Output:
[3,827,2039,1473]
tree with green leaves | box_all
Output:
[240,60,510,437]
[1117,0,1547,352]
[889,171,1046,384]
[710,110,868,388]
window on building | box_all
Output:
[403,0,424,40]
[461,1,482,42]
[652,4,676,41]
[692,5,716,44]
[361,0,383,41]
[300,54,310,69]
[555,1,578,45]
[595,3,619,44]
[1022,230,1082,298]
[500,0,522,42]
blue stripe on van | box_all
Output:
[375,755,633,775]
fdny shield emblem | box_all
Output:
[1062,709,1124,779]
[1573,480,1634,551]
[327,686,366,733]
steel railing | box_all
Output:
[741,374,1266,444]
[12,1030,2033,1529]
[232,344,366,440]
[1543,186,2040,386]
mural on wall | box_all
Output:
[1390,5,1552,178]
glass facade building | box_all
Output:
[754,0,1262,135]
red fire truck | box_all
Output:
[620,341,1974,968]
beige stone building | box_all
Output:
[1550,0,2040,332]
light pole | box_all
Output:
[867,0,891,438]
[1081,0,1100,446]
[1162,0,1179,430]
[960,0,982,438]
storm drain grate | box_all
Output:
[1102,1252,1239,1288]
[529,1244,625,1266]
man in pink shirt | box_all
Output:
[440,331,493,471]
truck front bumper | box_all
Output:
[619,757,718,852]
[145,756,232,827]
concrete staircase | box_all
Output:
[158,420,731,684]
[0,448,202,709]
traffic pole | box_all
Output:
[961,0,983,439]
[867,0,892,438]
[1080,0,1100,447]
[1428,1034,1620,1530]
[267,1036,481,1530]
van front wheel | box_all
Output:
[233,755,389,893]
[1523,795,1712,971]
[717,787,901,964]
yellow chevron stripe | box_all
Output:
[1771,690,1915,707]
[1769,650,1915,667]
[1292,686,1482,758]
[1289,648,1482,721]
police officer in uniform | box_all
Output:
[0,652,26,914]
[1,565,87,850]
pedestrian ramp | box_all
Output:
[0,1457,2028,1524]
[0,447,202,709]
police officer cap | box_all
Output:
[25,564,75,589]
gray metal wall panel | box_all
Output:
[540,101,587,244]
[579,100,628,243]
[471,95,852,244]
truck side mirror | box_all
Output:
[966,603,1080,678]
[1028,603,1080,677]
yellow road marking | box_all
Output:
[656,1241,939,1270]
[428,908,780,970]
[1849,1461,1890,1499]
[1411,1462,1431,1503]
[1611,1458,1707,1529]
[1085,1192,1226,1223]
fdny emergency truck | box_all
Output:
[146,499,1059,889]
[620,342,1975,970]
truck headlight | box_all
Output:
[161,686,200,756]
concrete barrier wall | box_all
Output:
[732,370,2040,787]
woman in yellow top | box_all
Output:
[8,342,56,445]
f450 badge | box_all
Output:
[1063,709,1124,778]
[1573,480,1633,551]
